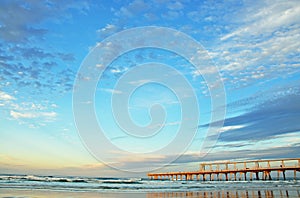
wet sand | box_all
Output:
[0,188,146,198]
[1,188,299,198]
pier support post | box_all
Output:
[268,172,272,180]
[256,172,259,180]
[283,171,286,180]
[239,173,242,181]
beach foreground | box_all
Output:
[0,189,145,198]
[1,188,299,198]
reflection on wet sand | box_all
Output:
[1,189,299,198]
[147,190,300,198]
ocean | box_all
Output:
[0,174,299,197]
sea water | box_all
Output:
[0,174,299,197]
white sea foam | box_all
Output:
[0,174,299,194]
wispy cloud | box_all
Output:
[0,0,89,42]
[0,0,83,96]
[207,0,300,89]
[221,1,300,41]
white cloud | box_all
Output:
[10,101,51,111]
[96,24,118,37]
[0,91,15,100]
[96,63,104,68]
[51,103,58,108]
[164,121,181,126]
[219,125,245,133]
[161,10,182,20]
[110,66,128,74]
[10,111,35,119]
[99,88,122,95]
[167,1,184,10]
[10,110,57,120]
[116,0,149,18]
[191,66,218,77]
[40,112,57,117]
[80,100,92,104]
[129,79,152,86]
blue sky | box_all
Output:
[0,0,299,177]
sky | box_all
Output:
[0,0,299,177]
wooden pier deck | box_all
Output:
[148,158,300,181]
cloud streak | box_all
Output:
[107,143,300,172]
[201,88,300,142]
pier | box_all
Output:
[148,158,300,181]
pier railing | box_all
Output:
[148,158,300,181]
